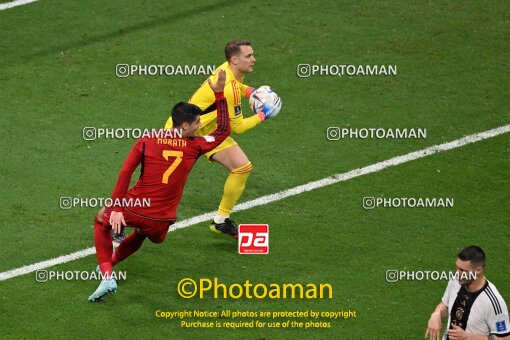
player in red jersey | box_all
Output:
[88,70,229,302]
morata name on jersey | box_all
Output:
[157,138,187,147]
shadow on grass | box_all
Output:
[6,0,252,66]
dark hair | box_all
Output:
[224,39,251,61]
[171,102,202,127]
[457,246,486,268]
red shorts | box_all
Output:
[103,207,176,243]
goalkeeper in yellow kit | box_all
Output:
[164,39,281,237]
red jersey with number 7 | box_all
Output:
[109,92,229,220]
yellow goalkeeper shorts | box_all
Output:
[203,136,237,161]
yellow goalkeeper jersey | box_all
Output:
[164,62,262,136]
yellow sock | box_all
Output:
[217,162,253,217]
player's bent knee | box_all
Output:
[147,229,168,244]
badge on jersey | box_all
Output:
[496,320,507,331]
[204,135,215,143]
[234,105,242,116]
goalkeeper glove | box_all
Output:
[259,91,281,120]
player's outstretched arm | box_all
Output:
[425,302,447,340]
[108,139,143,233]
[208,69,226,93]
[198,70,230,154]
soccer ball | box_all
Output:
[249,86,282,119]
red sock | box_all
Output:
[111,231,146,266]
[94,216,113,278]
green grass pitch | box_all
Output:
[0,0,509,338]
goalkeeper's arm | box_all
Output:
[224,83,261,135]
[230,114,265,135]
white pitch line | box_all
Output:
[0,124,509,281]
[0,0,38,10]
